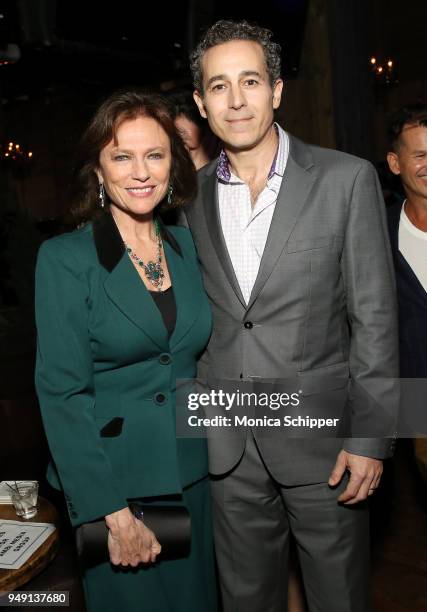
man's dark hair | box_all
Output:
[190,20,281,95]
[387,104,427,151]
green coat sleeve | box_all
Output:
[35,238,128,526]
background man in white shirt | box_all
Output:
[386,105,427,472]
[387,105,427,294]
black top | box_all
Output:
[149,286,176,338]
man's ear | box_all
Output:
[193,90,207,119]
[272,79,284,110]
[387,151,400,176]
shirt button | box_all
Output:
[159,353,171,365]
[244,321,253,329]
[154,393,167,405]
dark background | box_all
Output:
[1,0,426,223]
[1,0,426,506]
[0,2,426,608]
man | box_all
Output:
[386,105,427,377]
[184,20,398,612]
[386,105,427,468]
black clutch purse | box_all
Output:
[75,503,191,568]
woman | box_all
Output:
[35,91,217,612]
[169,90,218,170]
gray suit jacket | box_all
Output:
[184,134,398,485]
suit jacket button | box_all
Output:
[159,353,171,365]
[155,393,167,405]
[244,321,253,329]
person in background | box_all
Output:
[170,90,218,169]
[34,90,217,612]
[386,104,427,480]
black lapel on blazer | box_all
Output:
[92,210,182,273]
[93,210,125,272]
[92,210,183,351]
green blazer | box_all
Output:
[35,211,212,527]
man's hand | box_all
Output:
[105,507,161,566]
[328,450,383,504]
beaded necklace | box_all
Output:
[124,220,165,291]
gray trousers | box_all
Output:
[211,432,370,612]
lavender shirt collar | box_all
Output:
[216,124,280,183]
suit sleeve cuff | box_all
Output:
[343,437,396,459]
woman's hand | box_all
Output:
[105,507,161,566]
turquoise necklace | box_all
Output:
[124,220,165,290]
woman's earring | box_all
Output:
[167,184,173,205]
[99,183,106,208]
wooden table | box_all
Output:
[0,496,60,592]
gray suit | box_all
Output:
[184,134,398,611]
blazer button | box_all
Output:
[244,321,253,329]
[154,392,167,405]
[159,353,171,365]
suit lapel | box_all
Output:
[165,238,203,348]
[93,211,168,350]
[387,201,427,303]
[387,200,401,255]
[202,171,246,307]
[246,137,317,311]
[103,255,169,350]
[93,211,204,350]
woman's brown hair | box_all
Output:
[72,89,197,223]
